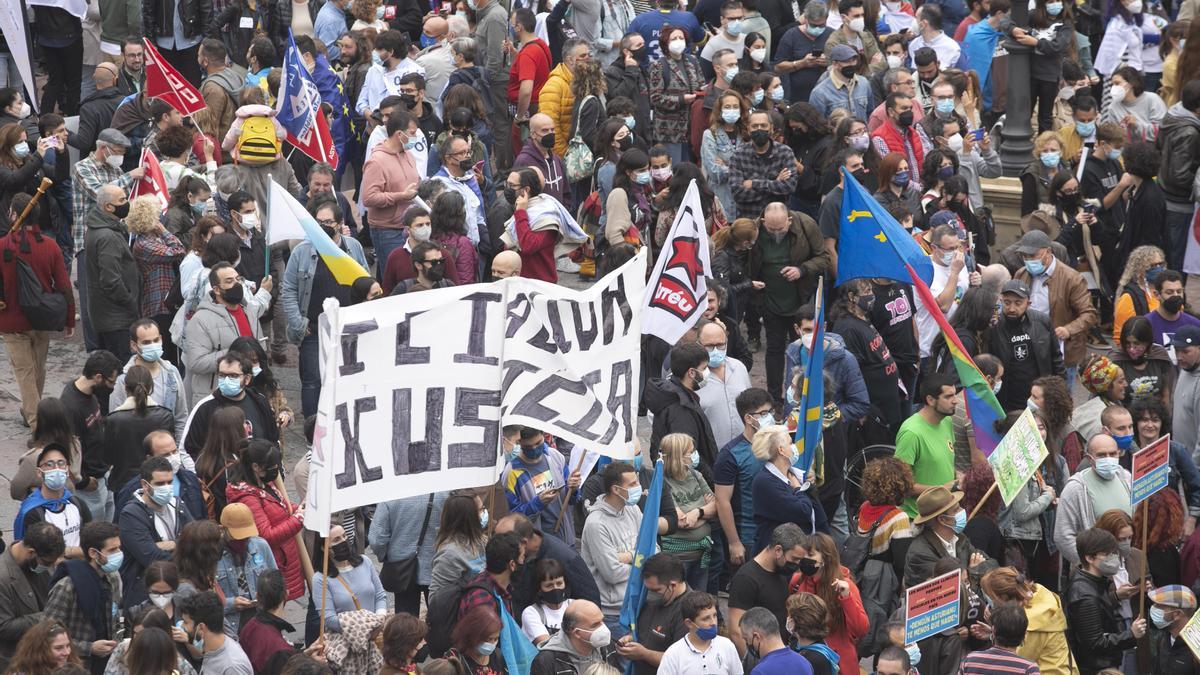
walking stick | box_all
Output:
[6,177,53,235]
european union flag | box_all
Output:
[836,167,934,286]
[619,459,664,633]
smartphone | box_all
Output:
[810,48,824,57]
[473,159,485,173]
[1082,201,1099,214]
[969,128,985,142]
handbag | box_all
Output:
[379,494,434,593]
[564,95,596,183]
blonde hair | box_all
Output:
[1033,131,1062,154]
[711,217,757,251]
[571,60,607,98]
[751,425,790,462]
[1118,245,1165,287]
[660,433,694,481]
[125,195,165,235]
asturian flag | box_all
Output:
[276,30,338,167]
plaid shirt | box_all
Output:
[728,140,800,220]
[44,569,121,663]
[133,231,187,317]
[71,156,135,253]
[457,571,513,621]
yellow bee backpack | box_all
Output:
[235,115,280,164]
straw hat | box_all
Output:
[912,486,964,525]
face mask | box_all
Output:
[708,347,727,367]
[721,108,741,125]
[192,202,206,215]
[992,379,1003,395]
[752,89,765,105]
[403,137,419,150]
[892,170,910,187]
[167,453,182,472]
[849,134,869,151]
[240,213,260,230]
[778,558,802,577]
[1151,606,1175,629]
[13,143,29,159]
[218,376,244,398]
[943,510,967,533]
[1059,86,1076,101]
[1108,148,1123,161]
[651,167,672,182]
[937,165,956,181]
[1027,398,1039,413]
[727,19,744,34]
[538,131,557,150]
[906,644,922,666]
[400,93,418,109]
[1076,120,1096,137]
[105,153,125,168]
[696,625,719,641]
[1040,151,1061,167]
[332,541,353,561]
[839,65,859,80]
[937,251,956,266]
[15,102,30,118]
[630,46,647,61]
[786,385,799,407]
[504,187,519,205]
[112,202,130,219]
[581,623,611,648]
[692,368,708,389]
[997,16,1013,31]
[424,259,446,282]
[522,442,545,461]
[479,509,490,528]
[1097,553,1122,576]
[1046,1,1063,12]
[851,168,867,183]
[887,54,905,69]
[623,116,636,130]
[750,129,771,146]
[1111,433,1134,449]
[624,484,643,505]
[935,98,956,116]
[617,135,633,151]
[150,483,173,506]
[750,47,767,63]
[798,558,821,576]
[896,110,915,128]
[372,51,384,66]
[98,550,123,574]
[1145,265,1166,284]
[221,282,244,305]
[420,33,438,49]
[724,65,740,82]
[806,24,825,36]
[1094,456,1119,479]
[1127,0,1143,11]
[1024,259,1046,276]
[857,294,875,312]
[1118,540,1132,557]
[42,469,68,491]
[770,87,784,101]
[541,587,567,604]
[410,224,432,242]
[476,641,497,656]
[668,39,686,56]
[1163,296,1186,314]
[375,5,386,18]
[634,170,652,185]
[251,365,263,378]
[849,17,866,31]
[150,592,173,609]
[947,133,964,152]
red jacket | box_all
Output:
[226,481,306,600]
[870,121,928,176]
[0,226,75,333]
[239,611,296,673]
[512,209,557,283]
[789,565,870,670]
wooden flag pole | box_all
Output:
[6,176,52,235]
[967,483,998,521]
[1139,499,1149,619]
[318,531,332,639]
[274,473,316,592]
[552,451,589,535]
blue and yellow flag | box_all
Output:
[267,178,370,285]
[495,592,539,675]
[619,459,664,633]
[837,168,935,286]
[794,276,825,476]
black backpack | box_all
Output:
[841,511,888,581]
[2,231,67,331]
[425,578,493,657]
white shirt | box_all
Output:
[1029,257,1056,316]
[700,31,746,62]
[696,357,752,448]
[908,32,961,68]
[915,259,969,357]
[934,529,958,557]
[415,43,456,118]
[520,600,571,642]
[356,58,427,116]
[658,634,744,675]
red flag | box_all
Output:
[143,38,206,116]
[130,148,169,212]
[277,34,338,166]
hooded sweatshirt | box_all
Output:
[579,498,644,616]
[1052,466,1132,565]
[534,628,612,674]
[1015,583,1076,675]
[785,332,871,421]
[1159,102,1200,209]
[362,143,422,230]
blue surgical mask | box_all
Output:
[943,510,966,533]
[1151,606,1174,629]
[721,108,740,124]
[892,170,910,187]
[786,385,798,407]
[770,87,784,101]
[935,99,956,116]
[635,170,652,185]
[150,483,174,506]
[99,550,123,574]
[689,450,700,468]
[522,442,546,461]
[937,165,955,180]
[375,4,386,18]
[479,509,489,528]
[218,376,243,398]
[624,116,635,129]
[752,89,765,105]
[757,412,776,429]
[191,201,206,215]
[1047,1,1063,13]
[403,137,419,150]
[906,644,922,666]
[708,347,726,367]
[1076,120,1096,137]
[1111,433,1134,449]
[1024,259,1046,276]
[727,19,743,34]
[1108,148,1123,160]
[1040,151,1061,167]
[805,24,825,36]
[1146,265,1166,284]
[991,379,1003,395]
[724,65,739,82]
[1094,456,1120,479]
[13,143,29,159]
[252,365,263,377]
[696,625,719,641]
[42,469,68,491]
[624,484,642,505]
[420,33,438,49]
[476,641,497,656]
[372,51,384,67]
[140,342,164,362]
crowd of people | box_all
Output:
[1,0,1200,673]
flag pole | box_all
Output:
[552,450,590,534]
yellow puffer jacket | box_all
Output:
[1016,583,1079,675]
[538,63,575,157]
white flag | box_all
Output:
[0,1,36,112]
[642,180,711,345]
[27,0,87,18]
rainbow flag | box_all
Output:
[793,275,825,475]
[267,178,370,285]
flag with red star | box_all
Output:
[643,180,711,344]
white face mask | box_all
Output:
[240,212,260,229]
[410,224,432,242]
[947,133,964,152]
[1059,86,1076,100]
[105,153,125,168]
[1126,0,1143,12]
[668,39,686,56]
[750,47,767,63]
[149,592,173,609]
[886,54,904,69]
[848,16,866,31]
[1110,84,1128,101]
[801,333,814,350]
[15,102,30,118]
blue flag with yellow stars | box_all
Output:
[619,459,664,633]
[836,167,935,286]
[307,51,351,169]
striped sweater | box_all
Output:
[959,647,1042,675]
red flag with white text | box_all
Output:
[130,148,169,212]
[143,38,206,116]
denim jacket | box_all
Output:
[281,238,368,344]
[215,537,277,636]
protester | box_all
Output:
[224,440,305,601]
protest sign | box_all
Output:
[1132,435,1170,507]
[1180,601,1200,661]
[130,148,169,212]
[905,570,961,645]
[304,251,647,535]
[643,180,711,345]
[987,408,1049,506]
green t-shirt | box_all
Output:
[760,234,801,316]
[895,413,956,519]
[1079,468,1132,517]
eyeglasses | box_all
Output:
[316,218,340,227]
[39,460,69,470]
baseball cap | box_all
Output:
[220,503,259,540]
[1001,279,1030,298]
[829,44,858,62]
[1016,230,1053,255]
[1176,325,1200,347]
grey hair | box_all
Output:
[740,607,780,637]
[804,1,829,22]
[451,37,477,63]
[309,162,335,179]
[769,521,806,551]
[96,184,125,207]
[883,67,912,89]
[214,164,241,196]
[447,14,469,38]
[563,38,587,60]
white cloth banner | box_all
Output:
[0,0,37,111]
[28,0,87,18]
[642,180,712,345]
[305,250,647,534]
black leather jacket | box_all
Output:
[144,0,212,41]
[1065,568,1138,675]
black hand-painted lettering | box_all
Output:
[454,292,502,365]
[448,388,502,468]
[334,398,383,489]
[396,311,431,365]
[392,387,445,475]
[339,320,379,375]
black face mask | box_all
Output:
[539,132,555,150]
[320,225,338,239]
[112,202,130,219]
[839,65,858,80]
[629,46,646,61]
[401,94,418,109]
[261,466,280,483]
[897,110,915,127]
[459,158,474,173]
[1058,193,1080,209]
[541,588,567,604]
[617,135,633,151]
[222,283,245,305]
[504,187,519,205]
[851,168,867,184]
[1163,296,1186,314]
[332,542,353,561]
[798,558,821,576]
[778,558,801,577]
[425,259,446,282]
[750,129,771,146]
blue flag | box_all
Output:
[836,167,934,286]
[307,52,351,169]
[495,592,539,675]
[619,459,664,632]
[276,30,338,166]
[793,276,825,476]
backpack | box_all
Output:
[564,95,597,183]
[856,557,900,656]
[797,643,841,674]
[425,578,493,657]
[235,116,281,163]
[2,232,68,331]
[841,511,889,581]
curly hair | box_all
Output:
[173,520,224,590]
[570,60,607,99]
[1122,141,1161,179]
[961,462,1000,520]
[351,0,382,23]
[1031,376,1074,435]
[709,89,749,136]
[981,567,1037,608]
[7,619,78,674]
[1134,490,1184,551]
[381,613,428,669]
[1118,245,1165,288]
[125,195,166,235]
[861,456,913,506]
[1033,131,1063,155]
[786,592,830,641]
